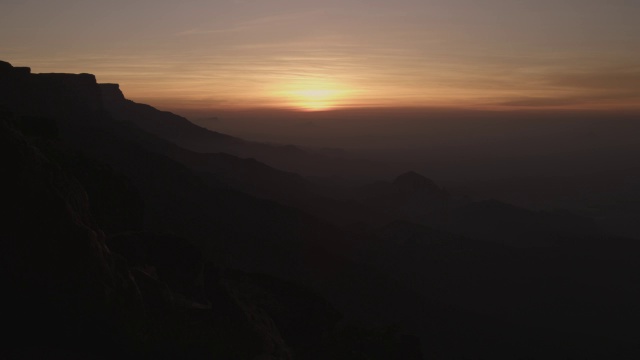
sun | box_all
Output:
[277,79,350,111]
[290,88,343,111]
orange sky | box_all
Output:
[1,0,639,112]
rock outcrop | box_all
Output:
[0,63,104,126]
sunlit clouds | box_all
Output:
[1,0,639,112]
[285,88,347,111]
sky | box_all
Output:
[1,0,639,112]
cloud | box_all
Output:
[498,66,640,108]
[175,10,323,37]
[548,67,640,92]
[500,97,589,107]
[176,27,251,36]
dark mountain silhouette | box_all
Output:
[359,219,640,357]
[98,83,411,231]
[0,102,424,359]
[99,83,398,179]
[356,171,450,228]
[393,171,441,191]
[450,168,640,239]
[1,60,425,358]
[100,83,243,150]
[450,199,602,247]
[1,108,300,358]
[355,171,603,247]
[4,59,640,358]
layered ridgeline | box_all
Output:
[0,60,423,359]
[99,83,395,179]
[3,60,640,359]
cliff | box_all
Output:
[0,62,105,127]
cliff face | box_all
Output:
[0,61,105,127]
[0,100,298,360]
[100,83,127,102]
[0,60,307,359]
[0,108,142,357]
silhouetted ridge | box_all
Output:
[100,83,126,102]
[97,82,398,178]
[98,83,241,148]
[0,62,105,125]
[1,61,430,358]
[356,172,450,228]
[393,171,440,193]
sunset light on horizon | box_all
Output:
[1,0,639,114]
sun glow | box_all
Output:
[277,79,351,111]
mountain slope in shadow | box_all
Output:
[4,60,640,358]
[1,61,424,359]
[99,83,397,179]
[0,108,299,359]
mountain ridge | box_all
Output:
[4,59,640,358]
[98,82,400,179]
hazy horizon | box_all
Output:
[2,0,639,112]
[171,106,640,155]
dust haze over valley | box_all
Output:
[191,107,640,177]
[186,106,640,239]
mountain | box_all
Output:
[357,171,450,228]
[0,108,298,358]
[99,83,398,179]
[98,83,413,230]
[451,199,602,247]
[0,61,424,359]
[100,83,242,151]
[449,169,640,239]
[4,59,640,358]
